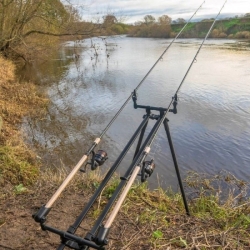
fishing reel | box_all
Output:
[81,150,108,172]
[141,159,155,182]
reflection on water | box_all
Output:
[21,37,250,189]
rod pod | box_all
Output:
[32,1,229,249]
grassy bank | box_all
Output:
[129,17,250,39]
[171,17,250,38]
[0,56,48,188]
[0,56,249,249]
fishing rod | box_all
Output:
[32,0,229,249]
[33,1,205,224]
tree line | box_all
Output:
[127,13,250,39]
[128,14,173,38]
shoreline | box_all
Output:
[0,56,249,249]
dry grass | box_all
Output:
[0,64,48,140]
[0,55,48,186]
[0,56,15,84]
[0,133,39,186]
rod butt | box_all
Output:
[32,205,51,223]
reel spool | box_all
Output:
[141,159,155,182]
[91,150,108,170]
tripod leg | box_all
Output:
[163,118,190,215]
[133,120,148,159]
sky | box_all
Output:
[68,0,250,23]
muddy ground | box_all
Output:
[1,178,250,250]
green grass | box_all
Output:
[171,22,196,33]
[221,18,240,29]
[171,17,250,38]
[191,194,250,230]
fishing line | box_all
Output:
[173,0,228,97]
[150,132,162,160]
[131,0,228,179]
[148,0,228,148]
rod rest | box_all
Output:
[132,90,178,114]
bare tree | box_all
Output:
[143,15,156,25]
[158,15,172,25]
[103,14,117,27]
[0,0,97,60]
[175,18,186,24]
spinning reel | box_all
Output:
[81,150,108,172]
[141,159,155,182]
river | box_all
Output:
[21,36,250,190]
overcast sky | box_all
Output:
[68,0,249,23]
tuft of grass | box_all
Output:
[103,178,120,198]
[14,183,28,194]
[0,140,39,186]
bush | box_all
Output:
[235,31,250,39]
[111,24,124,34]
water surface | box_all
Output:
[22,37,250,189]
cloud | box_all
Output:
[71,0,249,23]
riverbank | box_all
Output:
[0,56,249,249]
[1,169,250,249]
[0,56,48,187]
